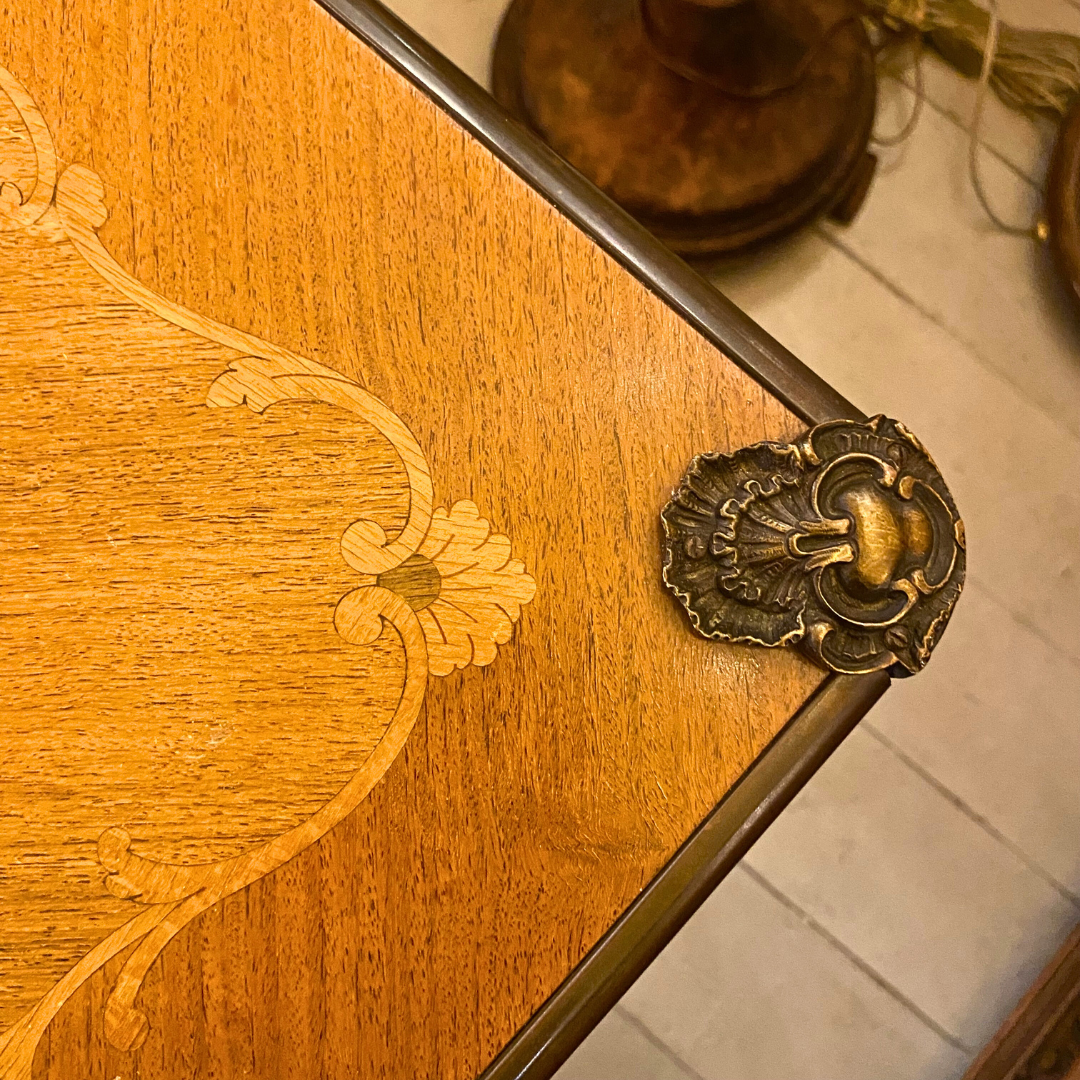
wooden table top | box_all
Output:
[0,2,892,1077]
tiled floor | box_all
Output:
[376,1,1080,1075]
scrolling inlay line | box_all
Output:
[0,63,535,1077]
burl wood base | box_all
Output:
[963,922,1080,1080]
[492,0,877,257]
[1048,99,1080,314]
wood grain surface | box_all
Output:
[0,222,409,1016]
[2,60,537,1069]
[0,1,827,1076]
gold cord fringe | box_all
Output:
[866,0,1080,116]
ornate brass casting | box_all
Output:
[661,416,965,676]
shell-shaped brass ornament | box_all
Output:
[661,416,965,676]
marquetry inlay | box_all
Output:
[0,63,534,1078]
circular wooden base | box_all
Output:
[492,0,878,256]
[1048,99,1080,313]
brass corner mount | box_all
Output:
[661,416,965,677]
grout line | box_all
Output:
[861,722,1080,911]
[812,223,959,336]
[737,863,977,1056]
[612,1005,710,1080]
[812,225,1080,447]
[885,69,1043,189]
[967,575,1080,676]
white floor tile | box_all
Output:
[743,727,1080,1049]
[555,1008,698,1080]
[898,58,1060,186]
[869,583,1080,901]
[619,866,970,1080]
[378,0,507,86]
[825,91,1080,442]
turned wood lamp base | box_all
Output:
[492,0,878,257]
[1048,98,1080,313]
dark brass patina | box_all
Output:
[662,416,965,676]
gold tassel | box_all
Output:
[866,0,1080,116]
